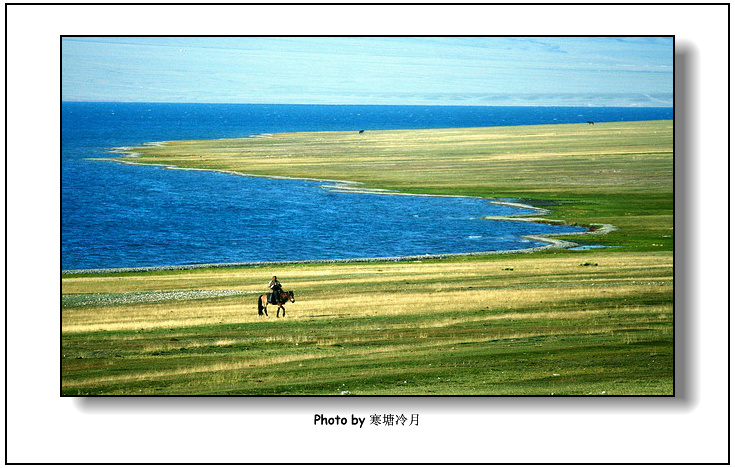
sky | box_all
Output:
[62,36,674,107]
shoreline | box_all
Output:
[60,235,580,276]
[62,220,616,275]
[64,141,616,275]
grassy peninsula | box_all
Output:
[62,120,674,395]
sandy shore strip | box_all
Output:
[62,289,256,308]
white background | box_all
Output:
[5,3,729,464]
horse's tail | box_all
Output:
[257,295,264,316]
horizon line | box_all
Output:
[61,100,674,109]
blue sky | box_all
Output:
[62,37,673,107]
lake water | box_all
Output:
[62,103,672,271]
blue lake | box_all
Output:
[62,103,672,271]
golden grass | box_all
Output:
[63,252,672,331]
[116,121,673,199]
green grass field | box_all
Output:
[62,120,673,395]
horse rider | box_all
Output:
[268,276,283,303]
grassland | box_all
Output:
[62,120,673,395]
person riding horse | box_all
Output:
[268,276,283,303]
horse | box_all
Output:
[257,290,295,318]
